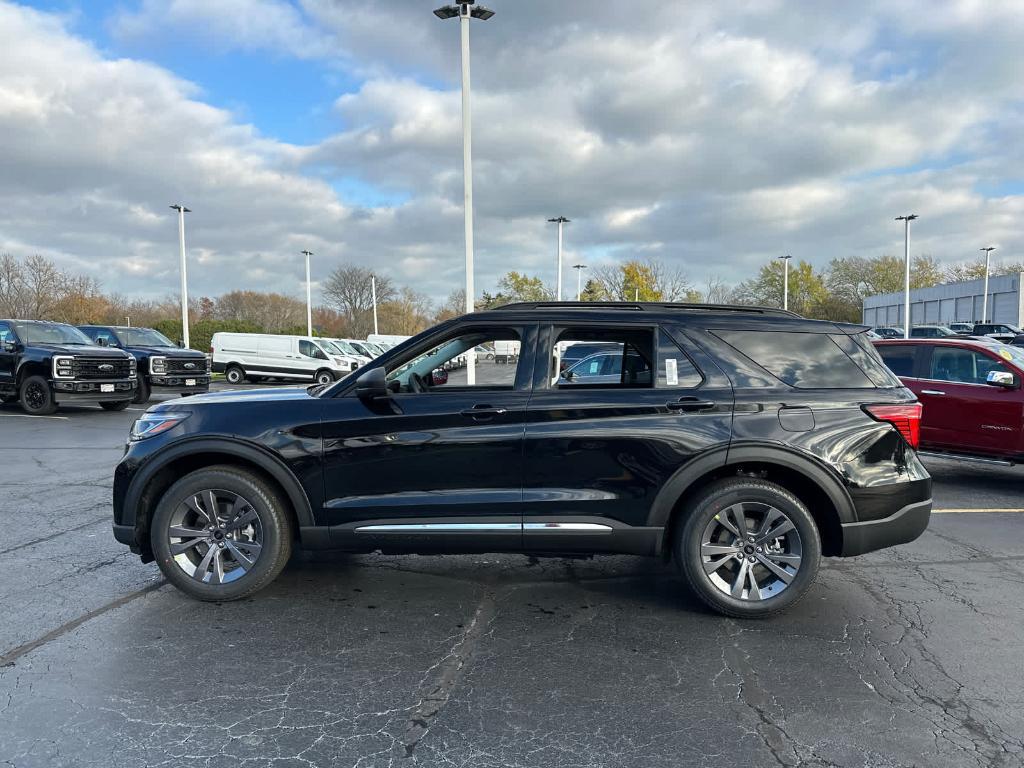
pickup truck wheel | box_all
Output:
[151,466,293,601]
[315,369,336,386]
[132,377,151,404]
[675,478,820,619]
[100,400,131,411]
[225,365,245,385]
[19,375,57,415]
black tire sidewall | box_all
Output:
[150,466,292,601]
[677,479,821,618]
[315,369,335,385]
[225,366,244,385]
[132,377,151,404]
[19,375,57,415]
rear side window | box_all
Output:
[876,345,917,378]
[713,330,873,388]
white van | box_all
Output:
[211,333,358,385]
[323,338,372,367]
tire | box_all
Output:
[132,377,151,404]
[150,465,293,601]
[674,478,821,619]
[314,369,335,386]
[225,365,245,385]
[19,375,57,415]
[100,400,131,411]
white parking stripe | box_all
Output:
[933,508,1024,514]
[0,413,69,420]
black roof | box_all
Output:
[493,301,798,317]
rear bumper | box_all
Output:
[51,380,136,403]
[840,498,932,556]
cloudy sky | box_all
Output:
[1,0,1022,305]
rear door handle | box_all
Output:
[921,389,945,396]
[666,397,716,412]
[461,405,508,420]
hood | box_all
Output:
[126,345,205,358]
[150,385,315,411]
[35,343,129,357]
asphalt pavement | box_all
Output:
[1,384,1023,768]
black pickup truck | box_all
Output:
[0,319,137,414]
[78,325,210,404]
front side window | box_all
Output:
[929,347,1014,385]
[299,340,328,360]
[387,328,522,392]
[0,322,15,345]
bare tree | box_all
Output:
[322,265,396,337]
[590,258,693,301]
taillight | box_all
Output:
[863,403,922,450]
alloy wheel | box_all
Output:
[167,489,264,584]
[700,502,803,601]
[24,382,47,410]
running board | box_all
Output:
[918,451,1015,467]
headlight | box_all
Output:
[53,356,75,379]
[129,411,190,441]
[129,356,138,378]
[150,356,167,374]
[205,356,212,373]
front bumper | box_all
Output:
[149,374,210,394]
[51,379,136,403]
[840,498,932,556]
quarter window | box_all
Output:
[714,330,873,389]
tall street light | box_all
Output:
[980,247,996,322]
[778,254,792,311]
[435,0,494,385]
[572,263,587,301]
[895,214,918,338]
[548,216,570,300]
[371,275,379,335]
[170,204,191,348]
[301,250,314,337]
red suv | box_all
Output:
[874,338,1024,461]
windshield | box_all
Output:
[993,344,1024,368]
[332,340,361,356]
[364,342,385,356]
[116,327,176,347]
[13,322,92,345]
[321,341,346,357]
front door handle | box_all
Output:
[461,405,508,420]
[666,397,716,412]
[921,389,945,396]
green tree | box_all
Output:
[733,259,828,317]
[591,259,692,301]
[479,272,552,309]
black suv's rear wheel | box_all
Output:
[151,466,293,601]
[19,375,57,415]
[675,478,820,618]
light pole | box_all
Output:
[548,216,570,300]
[170,204,191,347]
[572,263,587,301]
[895,214,918,338]
[778,254,792,311]
[371,275,379,335]
[301,250,314,337]
[980,246,996,322]
[435,0,494,384]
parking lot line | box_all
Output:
[0,413,69,420]
[933,508,1024,514]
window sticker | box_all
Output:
[665,358,679,386]
[999,348,1013,361]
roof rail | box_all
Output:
[491,301,800,317]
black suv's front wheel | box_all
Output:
[675,478,820,618]
[151,466,293,601]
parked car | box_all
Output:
[910,325,957,338]
[558,340,621,371]
[79,325,209,404]
[113,303,931,618]
[972,323,1022,344]
[873,327,904,339]
[948,322,975,334]
[874,337,1024,462]
[210,333,357,385]
[559,348,651,385]
[0,319,136,414]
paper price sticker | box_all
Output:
[665,358,679,386]
[999,348,1013,361]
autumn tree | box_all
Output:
[323,265,396,337]
[591,259,693,301]
[378,287,434,335]
[479,272,552,308]
[944,258,1024,283]
[733,259,828,317]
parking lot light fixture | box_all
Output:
[895,215,918,338]
[777,254,792,311]
[170,204,192,348]
[573,263,587,301]
[980,247,996,322]
[434,0,494,385]
[548,217,570,301]
[301,250,314,337]
[371,275,379,335]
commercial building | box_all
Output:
[862,273,1024,328]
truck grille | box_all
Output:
[74,357,132,379]
[165,358,206,374]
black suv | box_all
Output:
[112,303,931,618]
[78,325,210,404]
[0,319,136,414]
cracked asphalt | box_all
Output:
[2,387,1024,768]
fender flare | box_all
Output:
[646,442,857,528]
[123,436,315,529]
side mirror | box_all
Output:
[2,340,16,353]
[355,367,389,400]
[96,337,107,347]
[431,368,448,386]
[986,370,1015,388]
